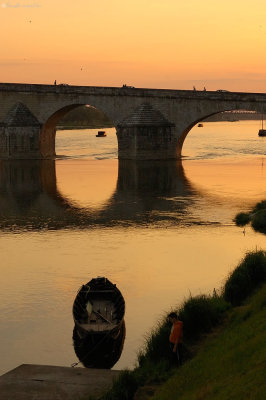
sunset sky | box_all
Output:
[1,0,266,91]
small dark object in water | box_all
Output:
[72,277,125,368]
[96,131,107,137]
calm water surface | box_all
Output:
[0,121,265,375]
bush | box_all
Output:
[251,200,266,213]
[251,209,266,234]
[234,212,250,226]
[223,251,266,306]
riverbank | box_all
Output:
[97,250,266,400]
[151,282,266,400]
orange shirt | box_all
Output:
[169,320,183,344]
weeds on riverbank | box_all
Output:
[178,294,229,341]
[98,250,266,400]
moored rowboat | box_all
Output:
[72,277,125,368]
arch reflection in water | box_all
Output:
[0,159,197,230]
[106,160,196,223]
[72,277,125,369]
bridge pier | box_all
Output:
[0,103,41,159]
[116,103,178,160]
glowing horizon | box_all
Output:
[1,0,266,92]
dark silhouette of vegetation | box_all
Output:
[223,250,266,306]
[251,210,266,234]
[234,200,266,234]
[252,200,266,213]
[234,212,250,226]
[57,105,113,129]
[178,295,229,341]
[101,370,138,400]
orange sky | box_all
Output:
[1,0,266,91]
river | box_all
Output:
[0,120,265,375]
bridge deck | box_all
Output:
[0,82,265,101]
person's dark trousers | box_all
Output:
[169,343,183,366]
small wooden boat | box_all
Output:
[96,131,107,137]
[72,277,125,368]
[198,123,203,127]
[258,129,266,136]
[258,114,266,136]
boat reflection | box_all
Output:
[0,159,198,230]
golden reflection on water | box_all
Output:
[184,157,266,201]
[56,159,118,209]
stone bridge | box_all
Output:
[0,83,265,160]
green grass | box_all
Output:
[150,283,266,400]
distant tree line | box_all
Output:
[57,105,114,129]
[204,111,261,122]
[57,107,261,129]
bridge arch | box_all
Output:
[176,103,264,155]
[40,104,115,158]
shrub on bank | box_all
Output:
[234,212,250,226]
[234,200,266,234]
[251,210,266,234]
[223,250,266,306]
[251,200,266,213]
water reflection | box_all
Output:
[0,159,199,230]
[73,322,126,369]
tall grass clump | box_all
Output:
[234,212,250,226]
[223,250,266,306]
[138,318,171,366]
[178,294,230,341]
[100,370,138,400]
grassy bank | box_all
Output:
[151,282,266,400]
[96,250,266,400]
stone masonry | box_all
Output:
[0,83,266,160]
